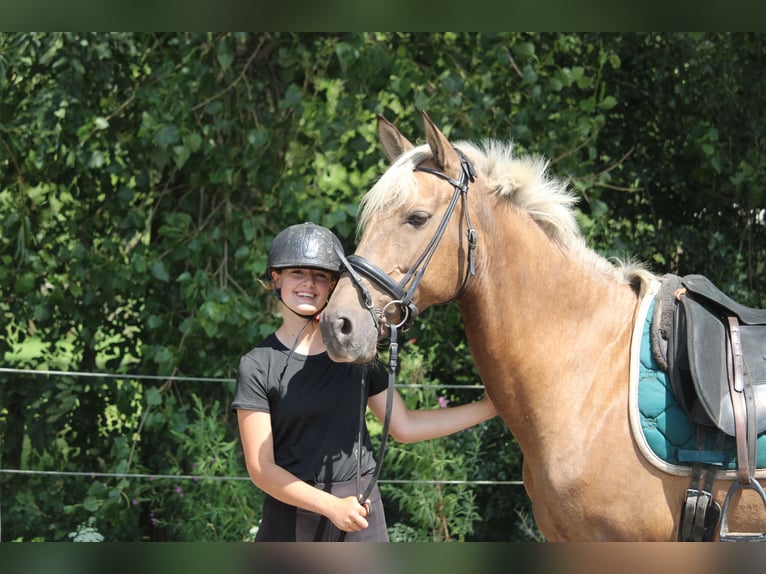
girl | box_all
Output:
[233,222,496,541]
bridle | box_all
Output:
[332,149,478,539]
[338,149,478,335]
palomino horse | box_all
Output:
[319,111,766,541]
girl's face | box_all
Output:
[272,267,337,315]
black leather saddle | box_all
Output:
[651,273,766,541]
[656,274,766,435]
[663,275,766,436]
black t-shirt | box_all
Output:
[232,333,389,483]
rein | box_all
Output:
[356,325,398,503]
[336,316,397,543]
[335,150,478,539]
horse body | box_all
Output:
[438,195,691,540]
[457,225,665,541]
[320,112,765,540]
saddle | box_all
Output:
[651,273,766,541]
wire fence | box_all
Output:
[0,366,522,486]
[1,366,525,540]
[0,468,522,486]
[0,366,486,389]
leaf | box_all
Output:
[154,124,180,149]
[184,132,202,152]
[216,50,233,71]
[512,42,535,58]
[247,127,269,150]
[599,96,617,110]
[145,386,163,406]
[150,261,170,282]
[280,84,302,110]
[173,144,190,169]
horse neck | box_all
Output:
[458,209,639,447]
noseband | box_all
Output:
[337,149,478,333]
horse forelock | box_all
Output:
[357,146,431,238]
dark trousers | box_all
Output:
[254,476,389,542]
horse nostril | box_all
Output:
[339,316,353,336]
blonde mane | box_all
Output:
[358,140,656,295]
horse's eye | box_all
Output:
[406,211,430,227]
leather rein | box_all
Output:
[334,150,478,534]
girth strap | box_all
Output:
[678,428,724,542]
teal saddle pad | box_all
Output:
[637,297,766,469]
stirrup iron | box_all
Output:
[720,478,766,542]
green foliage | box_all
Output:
[376,342,485,541]
[2,32,765,541]
[129,396,260,541]
[595,33,766,306]
[383,333,535,542]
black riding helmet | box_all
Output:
[267,222,343,275]
[267,223,344,312]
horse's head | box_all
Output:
[321,112,480,363]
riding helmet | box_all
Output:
[267,222,343,276]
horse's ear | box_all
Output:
[377,114,414,163]
[421,111,460,172]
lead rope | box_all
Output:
[338,324,398,542]
[361,324,398,503]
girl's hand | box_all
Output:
[327,495,371,533]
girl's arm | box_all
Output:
[367,388,497,444]
[236,409,370,533]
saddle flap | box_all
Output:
[682,295,766,436]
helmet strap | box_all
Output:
[285,304,321,321]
